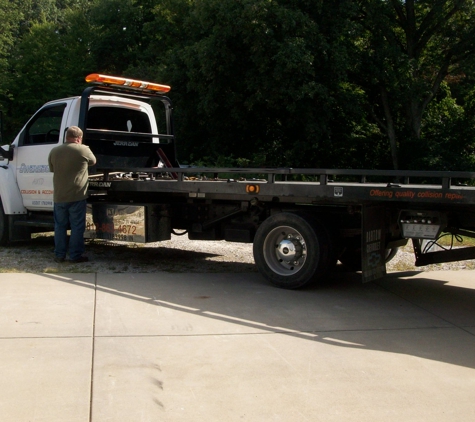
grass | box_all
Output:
[426,234,475,248]
[389,234,475,272]
[439,236,475,246]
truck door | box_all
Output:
[15,102,72,211]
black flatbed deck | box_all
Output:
[88,167,475,207]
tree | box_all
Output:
[354,0,475,169]
[7,2,94,138]
[88,0,157,76]
[147,0,372,168]
[0,0,21,108]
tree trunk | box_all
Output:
[380,87,399,170]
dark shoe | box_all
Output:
[54,256,65,263]
[69,256,89,263]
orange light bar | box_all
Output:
[85,73,171,93]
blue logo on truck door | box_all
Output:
[19,163,50,173]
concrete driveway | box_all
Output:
[0,270,474,421]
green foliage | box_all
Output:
[6,4,94,140]
[154,0,377,168]
[88,0,156,75]
[1,0,474,172]
[410,83,475,171]
[353,0,475,169]
[0,0,21,105]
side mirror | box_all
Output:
[0,144,13,161]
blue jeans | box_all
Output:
[53,200,87,260]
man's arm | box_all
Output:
[47,151,54,172]
[84,146,97,166]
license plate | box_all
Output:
[85,204,146,242]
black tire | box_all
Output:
[0,198,9,245]
[253,212,331,289]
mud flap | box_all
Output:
[361,205,387,282]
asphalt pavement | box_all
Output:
[1,270,474,421]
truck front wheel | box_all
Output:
[253,212,331,289]
[0,198,8,245]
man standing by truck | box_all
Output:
[48,126,96,263]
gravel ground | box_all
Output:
[0,233,257,274]
[1,233,474,274]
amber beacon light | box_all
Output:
[85,73,171,93]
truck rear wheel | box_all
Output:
[253,212,331,289]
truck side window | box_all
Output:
[20,103,67,146]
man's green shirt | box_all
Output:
[48,143,96,203]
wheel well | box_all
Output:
[0,196,9,245]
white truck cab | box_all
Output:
[0,74,174,244]
[11,98,76,213]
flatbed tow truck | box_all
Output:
[1,74,475,288]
